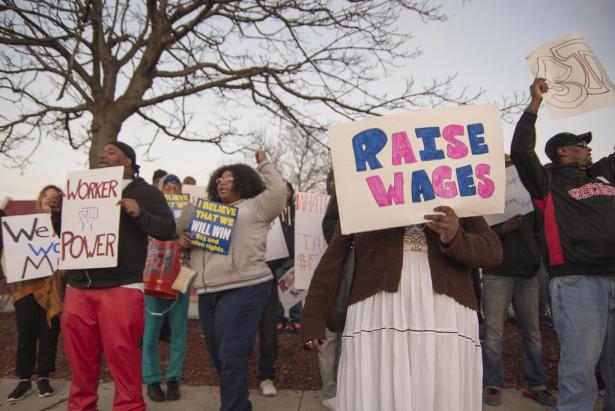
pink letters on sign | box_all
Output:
[391,132,417,166]
[432,166,458,198]
[475,164,495,198]
[442,124,469,159]
[366,172,405,206]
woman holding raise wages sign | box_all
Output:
[177,150,286,411]
[303,205,503,411]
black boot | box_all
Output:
[147,382,166,402]
[166,380,180,401]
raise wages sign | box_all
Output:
[59,166,123,269]
[1,214,60,283]
[329,104,505,234]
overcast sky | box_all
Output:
[2,0,614,203]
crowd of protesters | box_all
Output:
[0,77,613,411]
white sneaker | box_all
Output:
[259,379,277,396]
[322,397,336,410]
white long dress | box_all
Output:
[336,225,482,411]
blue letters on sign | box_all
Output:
[468,123,489,155]
[415,127,445,161]
[411,170,435,203]
[352,128,387,172]
[456,165,476,196]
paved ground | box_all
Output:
[0,379,605,410]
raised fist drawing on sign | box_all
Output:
[79,207,99,230]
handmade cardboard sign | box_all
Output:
[277,267,307,317]
[1,214,59,283]
[59,166,123,269]
[527,33,615,118]
[182,185,207,205]
[294,192,330,289]
[265,217,290,262]
[188,199,237,255]
[329,104,505,234]
[484,166,534,226]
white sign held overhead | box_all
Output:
[59,166,123,270]
[527,33,615,118]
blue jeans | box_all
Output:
[198,281,271,411]
[481,274,546,389]
[274,259,302,323]
[550,275,615,411]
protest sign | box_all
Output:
[329,104,505,234]
[189,199,237,255]
[527,33,615,118]
[58,166,123,269]
[484,166,534,226]
[1,214,60,283]
[294,192,330,289]
[165,193,191,219]
[182,185,207,205]
[266,217,289,262]
[277,267,307,317]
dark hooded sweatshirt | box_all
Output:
[53,177,176,288]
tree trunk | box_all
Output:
[88,109,124,169]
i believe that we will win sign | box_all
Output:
[329,104,506,234]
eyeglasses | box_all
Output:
[216,176,234,184]
[569,142,588,149]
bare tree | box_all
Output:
[246,126,331,193]
[0,0,481,168]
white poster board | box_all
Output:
[329,104,505,234]
[277,267,307,317]
[1,214,59,283]
[527,33,615,118]
[59,166,123,269]
[294,192,330,289]
[484,166,534,226]
[265,217,289,262]
[182,185,208,205]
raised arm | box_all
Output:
[254,150,287,223]
[510,78,551,199]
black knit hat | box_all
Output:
[108,141,140,174]
[545,132,592,162]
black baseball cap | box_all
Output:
[545,132,592,162]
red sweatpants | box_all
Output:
[62,286,145,411]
